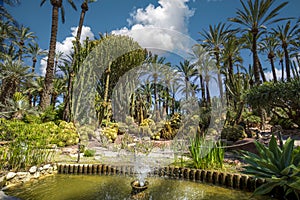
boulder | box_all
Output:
[29,166,37,174]
[6,172,16,181]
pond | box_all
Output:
[6,174,271,200]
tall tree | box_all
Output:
[276,50,285,80]
[39,0,77,109]
[14,25,36,62]
[63,0,96,121]
[27,42,47,74]
[229,0,289,84]
[199,22,232,101]
[260,34,279,82]
[175,60,197,101]
[240,31,267,83]
[0,57,34,104]
[191,44,207,103]
[272,20,300,81]
[222,35,243,84]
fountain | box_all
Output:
[130,180,149,199]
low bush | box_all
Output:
[221,125,247,142]
[0,119,78,171]
[83,149,96,157]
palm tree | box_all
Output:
[31,77,45,107]
[272,20,300,81]
[191,44,207,103]
[222,35,243,84]
[143,54,168,120]
[14,25,36,62]
[198,53,217,106]
[27,42,47,73]
[54,51,64,76]
[39,0,77,110]
[199,22,232,101]
[63,0,95,121]
[240,31,267,83]
[51,77,66,106]
[175,60,197,101]
[276,50,285,80]
[0,57,34,105]
[0,21,16,56]
[260,34,279,82]
[76,0,96,44]
[229,0,289,84]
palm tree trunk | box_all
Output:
[63,2,89,121]
[283,45,291,81]
[76,2,88,43]
[205,80,210,106]
[215,53,224,102]
[199,74,205,103]
[40,2,60,109]
[258,58,266,83]
[252,31,261,85]
[269,54,277,82]
[63,73,72,121]
[280,58,284,81]
[28,59,37,107]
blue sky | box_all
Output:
[4,0,300,78]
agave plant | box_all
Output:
[242,135,300,199]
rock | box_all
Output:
[0,176,6,188]
[47,167,53,174]
[29,166,37,174]
[16,172,28,179]
[6,172,16,181]
[43,164,51,170]
[0,191,21,200]
[142,137,151,141]
[33,172,40,179]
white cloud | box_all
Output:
[265,68,284,81]
[40,26,95,76]
[112,0,196,56]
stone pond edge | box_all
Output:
[0,163,264,193]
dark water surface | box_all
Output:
[6,174,271,200]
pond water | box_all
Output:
[6,174,271,200]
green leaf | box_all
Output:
[280,165,292,176]
[288,177,300,190]
[280,138,295,168]
[269,134,282,159]
[253,181,281,196]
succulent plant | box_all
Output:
[242,135,300,199]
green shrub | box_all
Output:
[221,125,247,142]
[0,119,79,170]
[83,149,96,157]
[270,115,294,129]
[0,120,54,170]
[242,135,300,199]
